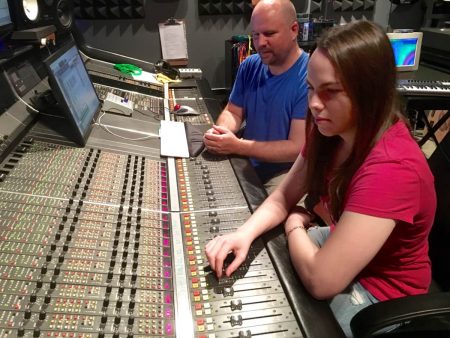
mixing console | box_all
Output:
[0,138,174,337]
[0,134,303,337]
[93,83,165,119]
[86,66,164,99]
[0,47,314,337]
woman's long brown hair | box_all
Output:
[304,20,406,222]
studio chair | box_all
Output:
[350,132,450,338]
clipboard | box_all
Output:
[158,18,188,67]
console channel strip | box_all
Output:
[0,139,178,337]
[178,209,302,337]
[175,153,248,212]
[175,153,302,337]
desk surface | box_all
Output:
[397,64,450,81]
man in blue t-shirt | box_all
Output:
[203,0,308,192]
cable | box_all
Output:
[2,70,40,114]
[133,107,163,121]
[386,0,394,32]
[95,111,159,141]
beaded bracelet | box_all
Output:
[285,225,306,240]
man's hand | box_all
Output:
[203,125,241,155]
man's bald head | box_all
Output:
[252,0,297,25]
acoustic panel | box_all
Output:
[73,0,145,19]
[198,0,253,16]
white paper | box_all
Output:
[160,120,189,158]
[158,19,188,61]
[132,71,162,85]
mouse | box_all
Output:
[173,105,200,116]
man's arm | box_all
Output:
[214,101,244,133]
[204,117,305,162]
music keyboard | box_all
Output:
[397,80,450,97]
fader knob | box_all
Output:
[239,330,252,338]
[24,309,32,319]
[231,299,243,311]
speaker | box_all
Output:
[8,0,73,32]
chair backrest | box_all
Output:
[427,132,450,291]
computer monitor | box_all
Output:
[44,41,101,146]
[387,32,423,72]
[0,0,12,32]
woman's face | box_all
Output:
[307,49,356,141]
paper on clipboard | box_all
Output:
[158,18,188,65]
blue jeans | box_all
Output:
[307,226,379,337]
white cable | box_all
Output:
[95,111,159,141]
[2,70,40,113]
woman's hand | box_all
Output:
[284,206,312,235]
[204,229,253,278]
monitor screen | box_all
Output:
[44,42,101,145]
[0,0,12,31]
[387,32,423,72]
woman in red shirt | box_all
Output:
[205,20,436,337]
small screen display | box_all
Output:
[390,37,418,67]
[45,43,101,145]
[0,0,12,28]
[387,32,423,72]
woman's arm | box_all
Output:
[205,154,308,277]
[287,211,396,299]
